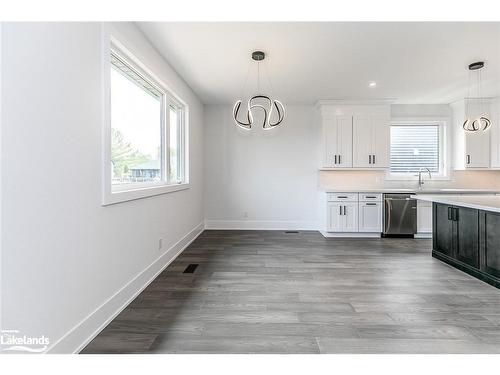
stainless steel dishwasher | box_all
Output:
[383,193,417,236]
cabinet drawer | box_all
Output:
[358,201,382,232]
[359,193,382,201]
[327,193,358,202]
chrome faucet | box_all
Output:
[417,167,432,190]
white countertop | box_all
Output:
[323,188,500,194]
[411,194,500,213]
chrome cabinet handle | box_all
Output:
[338,154,341,164]
[373,154,376,164]
[334,155,337,164]
[369,155,372,164]
[366,203,377,206]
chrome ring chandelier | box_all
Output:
[463,61,491,132]
[233,51,285,130]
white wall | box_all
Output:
[0,22,204,353]
[391,104,451,119]
[204,105,320,230]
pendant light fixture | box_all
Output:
[233,51,285,130]
[463,61,491,132]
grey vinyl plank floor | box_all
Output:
[81,230,500,354]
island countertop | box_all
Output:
[411,194,500,213]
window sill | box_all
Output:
[103,183,189,206]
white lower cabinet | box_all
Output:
[326,192,381,235]
[343,202,359,231]
[358,201,382,232]
[416,200,432,237]
[327,201,358,232]
[327,202,344,231]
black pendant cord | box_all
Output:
[257,61,260,94]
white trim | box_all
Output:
[103,183,190,206]
[415,233,432,239]
[391,116,450,122]
[204,220,319,231]
[316,98,396,108]
[46,221,204,354]
[320,231,381,238]
[319,167,388,171]
[101,25,190,206]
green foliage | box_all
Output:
[111,128,150,178]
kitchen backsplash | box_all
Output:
[319,170,500,190]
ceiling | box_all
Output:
[138,22,500,105]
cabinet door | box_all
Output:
[465,131,490,168]
[343,202,359,232]
[337,116,353,168]
[324,118,338,167]
[372,116,390,168]
[352,115,372,168]
[455,207,479,269]
[324,116,352,168]
[358,202,382,232]
[327,202,343,231]
[417,201,433,234]
[480,211,500,278]
[433,203,454,257]
[490,103,500,168]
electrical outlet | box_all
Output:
[158,238,163,251]
[243,211,248,218]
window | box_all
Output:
[389,122,446,178]
[103,39,188,205]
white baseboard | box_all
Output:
[46,221,205,354]
[415,233,432,239]
[320,231,381,238]
[204,220,319,231]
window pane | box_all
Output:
[169,106,179,182]
[390,125,440,174]
[110,54,163,186]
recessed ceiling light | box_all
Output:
[368,81,377,88]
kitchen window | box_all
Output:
[389,121,447,179]
[102,39,188,205]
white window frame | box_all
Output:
[102,35,189,205]
[386,118,450,181]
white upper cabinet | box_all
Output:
[324,116,353,167]
[352,114,390,168]
[465,131,490,168]
[490,98,500,169]
[372,116,390,167]
[319,101,390,169]
[352,115,372,168]
[451,100,491,169]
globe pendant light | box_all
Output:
[233,51,285,130]
[463,61,491,132]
